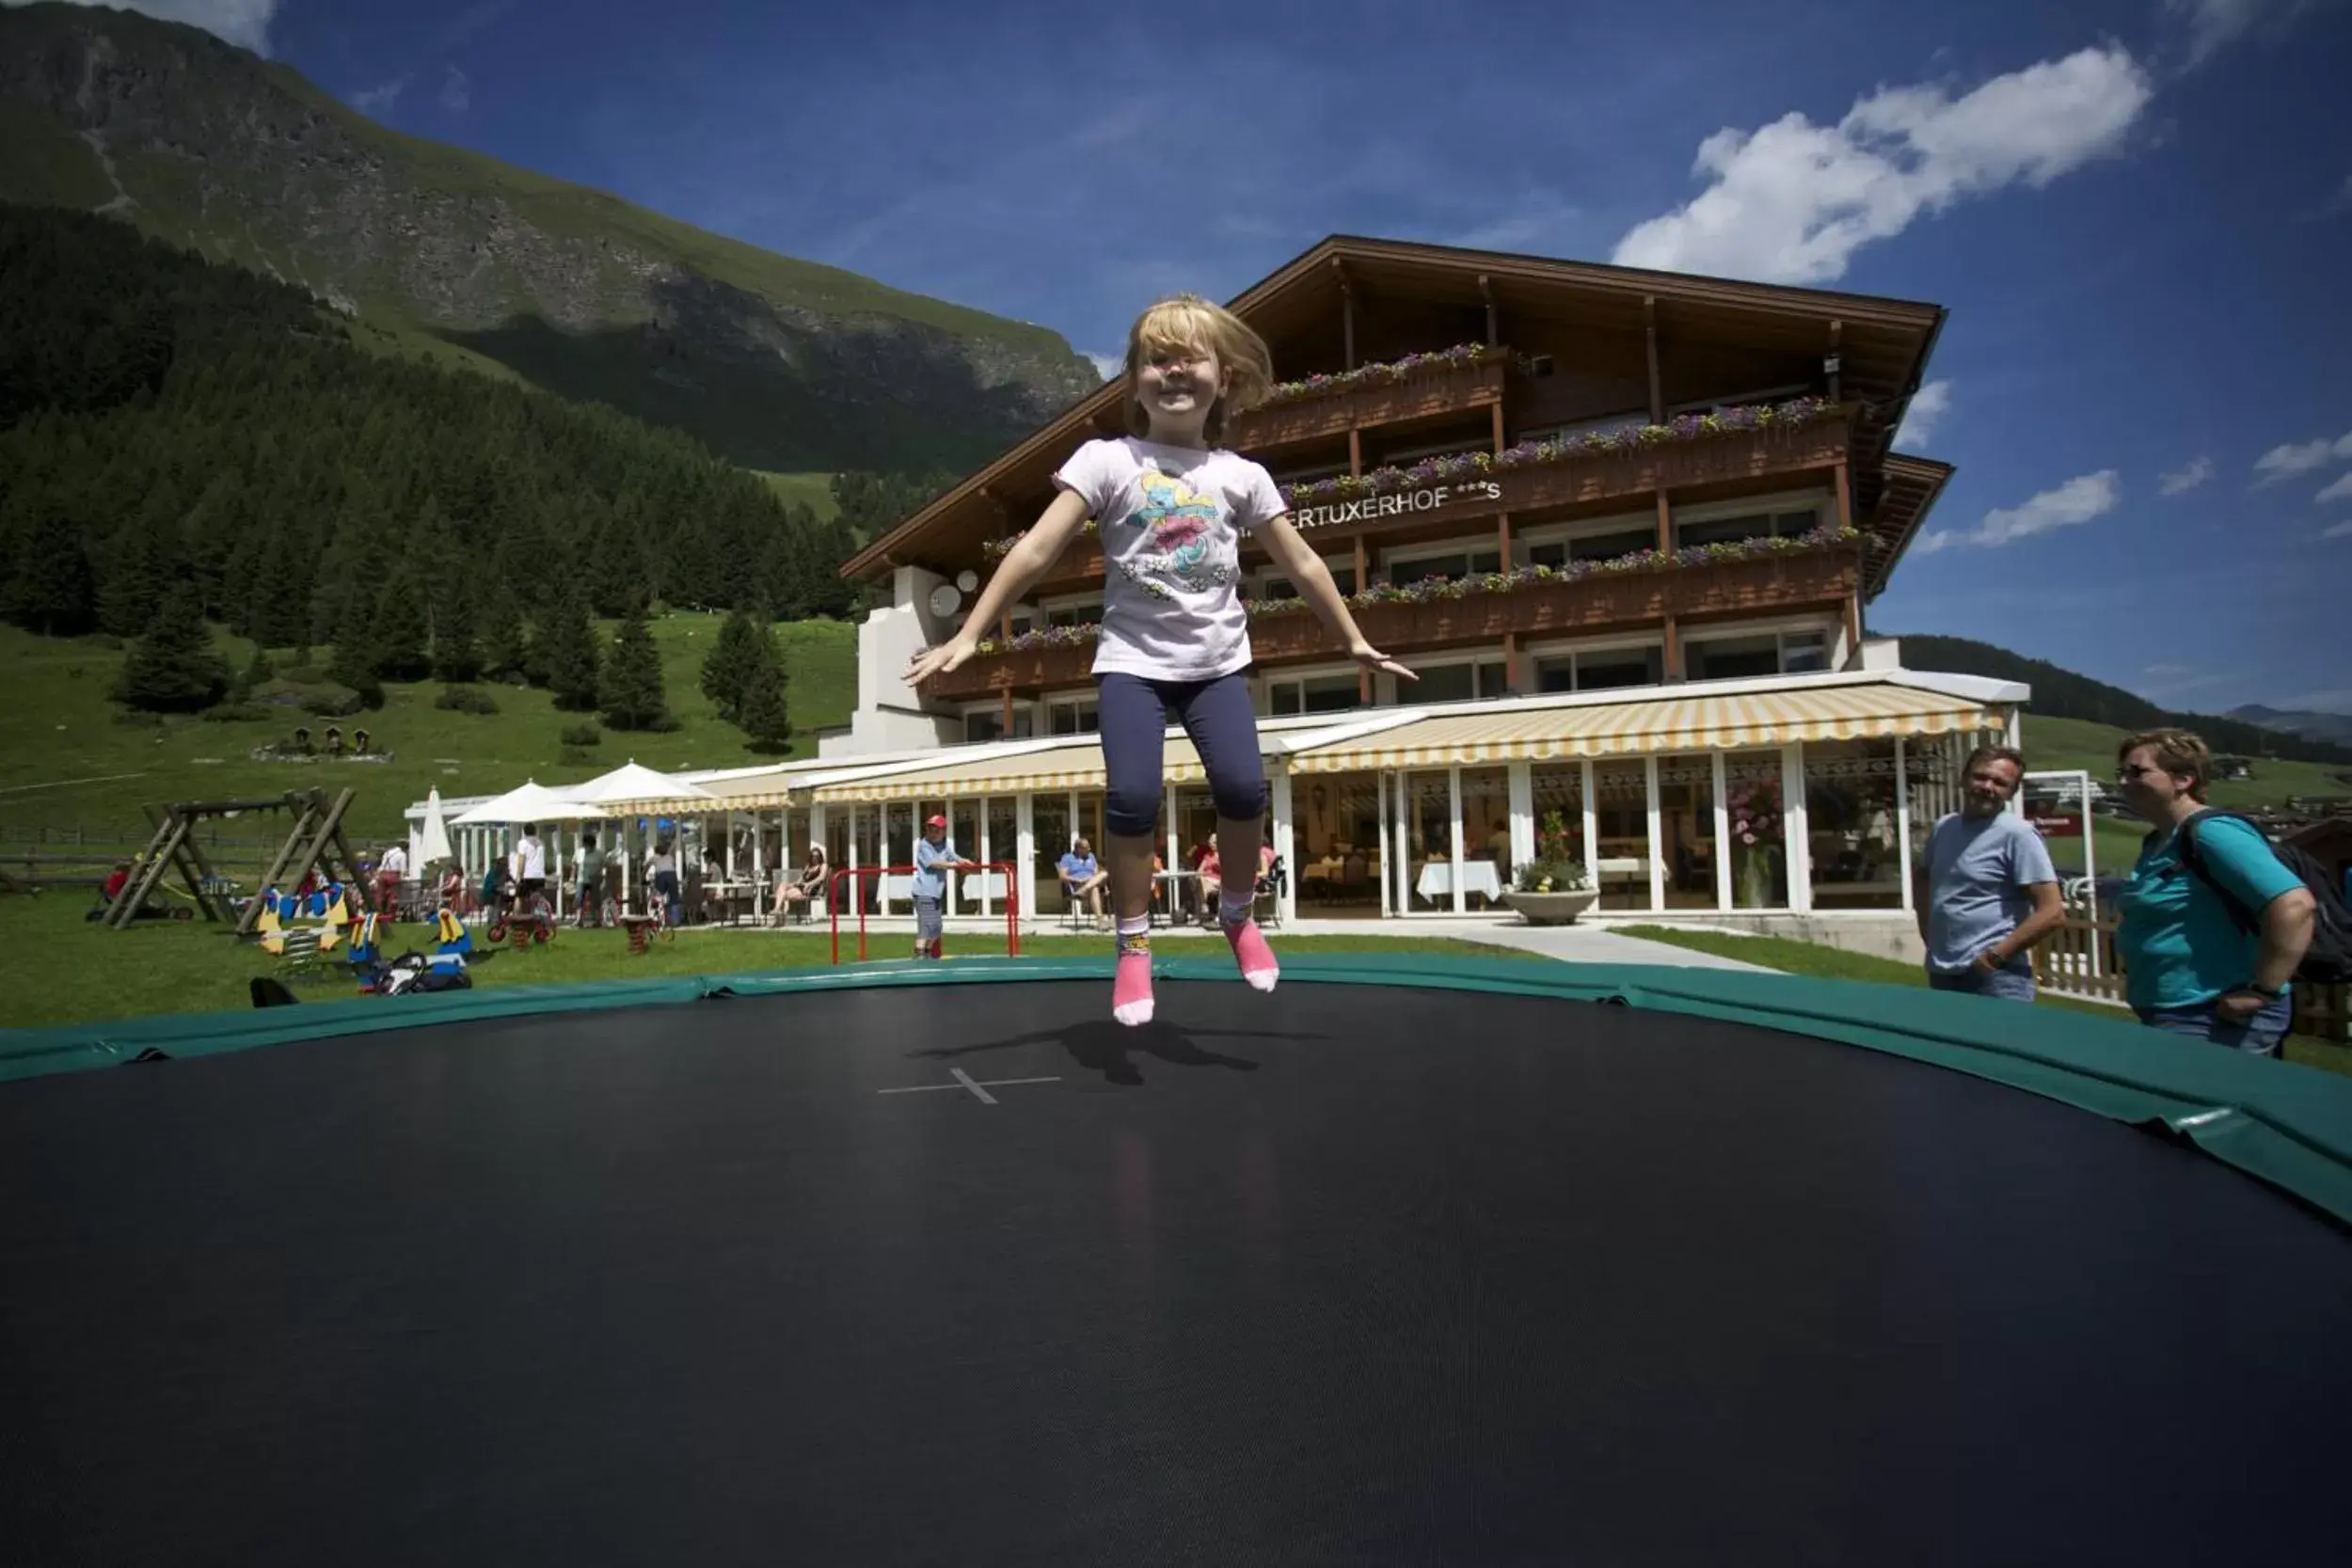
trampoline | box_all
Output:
[6,956,2352,1566]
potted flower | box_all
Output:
[1503,811,1597,925]
[1726,778,1784,908]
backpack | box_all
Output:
[2174,810,2352,986]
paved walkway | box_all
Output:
[1278,915,1770,971]
[1011,914,1768,972]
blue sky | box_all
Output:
[67,0,2352,715]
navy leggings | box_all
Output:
[1097,672,1266,839]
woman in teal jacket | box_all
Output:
[2112,729,2315,1055]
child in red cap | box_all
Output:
[911,813,967,959]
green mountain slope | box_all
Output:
[1897,634,2352,766]
[0,2,1101,475]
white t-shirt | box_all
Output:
[380,846,407,877]
[1052,436,1288,681]
[515,835,546,880]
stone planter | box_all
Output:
[1503,889,1598,926]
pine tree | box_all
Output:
[3,495,97,638]
[372,566,432,681]
[97,497,183,637]
[482,587,532,682]
[433,575,483,683]
[598,603,672,731]
[114,583,230,713]
[539,590,602,712]
[326,628,385,709]
[231,640,274,700]
[699,607,762,721]
[736,625,792,752]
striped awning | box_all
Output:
[808,740,1228,804]
[602,769,802,816]
[1288,684,1999,774]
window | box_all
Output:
[1047,700,1099,736]
[1386,546,1502,585]
[1532,644,1663,693]
[1668,384,1812,417]
[1685,628,1833,682]
[1269,462,1348,488]
[1520,409,1645,445]
[1526,526,1656,569]
[963,706,1033,744]
[1676,507,1820,550]
[1260,561,1357,599]
[1269,673,1364,716]
[1404,659,1509,704]
[1042,597,1102,629]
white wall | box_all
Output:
[828,564,961,756]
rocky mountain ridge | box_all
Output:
[0,2,1101,475]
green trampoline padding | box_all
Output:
[8,955,2352,1227]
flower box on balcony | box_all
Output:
[1230,358,1507,450]
[922,531,1863,701]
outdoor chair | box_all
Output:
[1254,858,1287,929]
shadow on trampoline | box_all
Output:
[913,1016,1322,1085]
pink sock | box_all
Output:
[1112,949,1154,1026]
[1224,917,1279,992]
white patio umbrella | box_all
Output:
[450,780,601,827]
[418,787,454,864]
[568,760,718,808]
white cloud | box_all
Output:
[2168,0,2322,66]
[351,75,409,115]
[2316,471,2352,503]
[1611,46,2153,284]
[0,0,278,54]
[1085,352,1123,382]
[440,65,470,113]
[2252,429,2352,484]
[2145,663,2194,676]
[2158,455,2215,495]
[1913,469,2122,554]
[2324,517,2352,540]
[1892,379,1951,448]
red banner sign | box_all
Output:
[2026,809,2083,840]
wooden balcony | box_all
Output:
[920,543,1863,701]
[1228,358,1507,451]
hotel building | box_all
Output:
[422,237,2026,938]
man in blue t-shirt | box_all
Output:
[2113,730,2315,1055]
[1915,746,2065,1001]
[1057,836,1108,923]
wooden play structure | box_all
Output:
[105,788,375,935]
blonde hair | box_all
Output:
[2119,727,2212,801]
[1122,293,1273,446]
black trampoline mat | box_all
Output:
[5,979,2349,1566]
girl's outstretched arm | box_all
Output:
[904,488,1094,687]
[1255,512,1417,681]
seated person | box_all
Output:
[1195,842,1278,924]
[771,845,828,922]
[1057,837,1109,918]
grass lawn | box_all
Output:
[0,614,857,848]
[750,470,842,521]
[1618,924,2352,1078]
[2017,715,2352,879]
[0,893,1541,1031]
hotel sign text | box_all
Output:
[1289,479,1503,532]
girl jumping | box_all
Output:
[906,293,1411,1024]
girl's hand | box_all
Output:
[1353,641,1416,680]
[906,634,979,687]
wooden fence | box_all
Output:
[2035,916,2349,1042]
[1,829,286,892]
